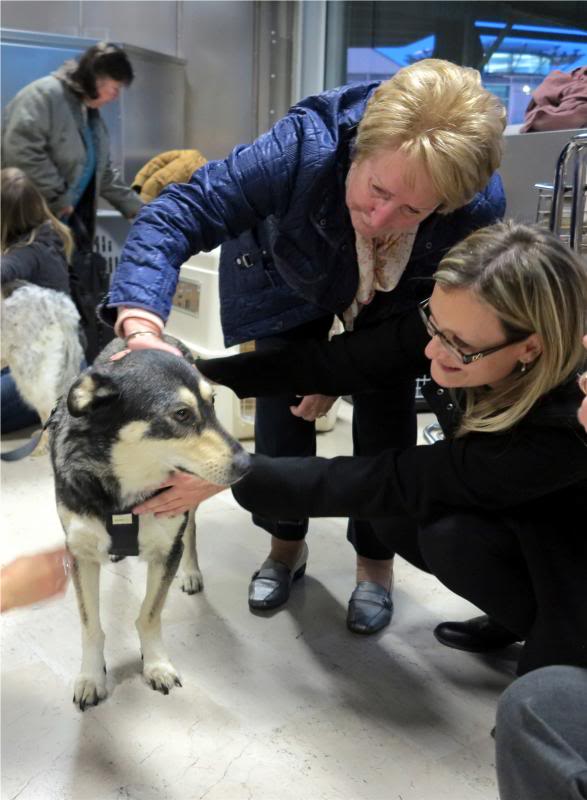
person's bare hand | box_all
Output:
[1,548,72,612]
[110,319,182,361]
[579,393,587,433]
[578,335,587,433]
[133,472,226,517]
[289,394,337,422]
[59,205,74,218]
[110,336,182,361]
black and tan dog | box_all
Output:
[48,336,250,710]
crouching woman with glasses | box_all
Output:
[137,223,587,676]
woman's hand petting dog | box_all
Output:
[111,320,183,361]
[111,334,182,361]
[290,393,337,422]
[1,548,72,612]
[133,472,226,517]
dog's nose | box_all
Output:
[233,448,251,476]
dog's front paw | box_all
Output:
[73,673,107,711]
[180,569,204,595]
[143,661,182,695]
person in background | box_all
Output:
[133,222,587,680]
[1,168,73,291]
[1,548,72,613]
[1,167,77,433]
[495,664,587,799]
[102,59,506,635]
[2,41,142,247]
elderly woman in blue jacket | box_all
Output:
[103,59,506,634]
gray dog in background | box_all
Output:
[1,281,83,445]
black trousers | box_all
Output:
[411,510,587,673]
[382,512,536,639]
[347,380,416,558]
[253,315,417,559]
[253,315,333,538]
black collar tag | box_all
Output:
[107,512,140,557]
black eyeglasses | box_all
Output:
[418,299,530,365]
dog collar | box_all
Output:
[106,487,169,557]
[107,510,140,557]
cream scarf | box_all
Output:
[343,227,418,331]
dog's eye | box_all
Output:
[173,407,193,423]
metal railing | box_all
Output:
[536,131,587,253]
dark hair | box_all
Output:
[70,42,134,99]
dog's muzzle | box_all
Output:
[231,449,252,481]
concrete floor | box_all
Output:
[1,412,518,800]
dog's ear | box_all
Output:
[67,371,119,417]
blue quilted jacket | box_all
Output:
[105,82,506,346]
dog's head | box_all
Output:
[65,349,250,487]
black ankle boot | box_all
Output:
[434,615,521,653]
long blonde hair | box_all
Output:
[354,59,506,213]
[433,222,587,435]
[1,167,73,261]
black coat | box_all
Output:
[0,223,70,295]
[197,309,587,673]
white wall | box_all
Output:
[1,0,180,55]
[1,0,258,160]
[178,1,256,159]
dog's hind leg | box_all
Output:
[71,558,107,711]
[179,508,203,594]
[136,536,183,694]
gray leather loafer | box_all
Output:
[347,580,393,634]
[248,542,309,611]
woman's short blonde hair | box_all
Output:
[354,59,506,213]
[433,222,587,435]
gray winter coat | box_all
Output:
[2,64,142,218]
